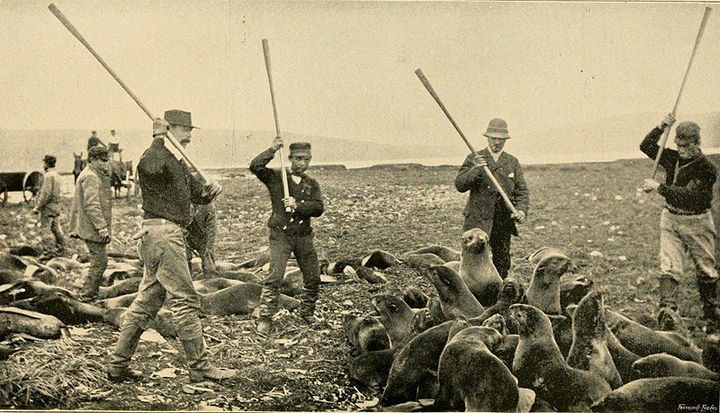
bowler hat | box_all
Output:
[483,118,511,139]
[289,142,312,157]
[164,109,198,129]
[88,145,109,160]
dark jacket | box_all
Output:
[640,127,716,213]
[455,149,530,235]
[69,163,112,242]
[250,148,324,236]
[137,138,213,227]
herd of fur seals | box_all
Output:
[342,231,720,412]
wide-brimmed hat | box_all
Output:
[289,142,312,157]
[483,118,511,139]
[164,109,198,129]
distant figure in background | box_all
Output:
[87,130,107,152]
[455,118,530,278]
[251,137,325,334]
[108,129,119,148]
[69,146,112,301]
[641,114,720,333]
[34,155,65,261]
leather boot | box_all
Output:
[656,274,680,311]
[698,277,720,333]
[108,325,144,383]
[298,287,319,323]
[181,337,238,382]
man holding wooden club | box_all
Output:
[641,114,720,332]
[455,118,529,278]
[108,110,237,383]
[250,136,325,334]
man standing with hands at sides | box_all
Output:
[35,155,66,261]
[108,110,237,383]
[455,118,529,279]
[250,136,325,335]
[68,146,112,301]
[641,114,720,333]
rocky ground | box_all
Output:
[0,158,716,410]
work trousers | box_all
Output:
[81,239,107,298]
[40,213,65,257]
[660,209,718,282]
[490,213,513,279]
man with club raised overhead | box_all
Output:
[641,114,720,333]
[250,137,325,335]
[455,118,530,279]
[107,110,237,383]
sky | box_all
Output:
[1,1,719,148]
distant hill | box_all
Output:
[0,129,451,173]
[2,111,718,173]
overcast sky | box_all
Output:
[1,1,719,144]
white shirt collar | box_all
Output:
[487,148,503,161]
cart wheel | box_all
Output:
[0,180,8,207]
[23,171,43,203]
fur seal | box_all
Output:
[657,307,689,334]
[373,294,419,347]
[457,228,502,307]
[547,313,574,358]
[427,296,447,325]
[559,273,593,310]
[435,326,516,411]
[327,258,363,275]
[473,277,525,333]
[200,282,299,316]
[703,333,720,373]
[509,304,611,411]
[591,377,720,412]
[98,277,142,300]
[632,353,720,381]
[479,313,508,335]
[566,291,623,389]
[354,266,388,284]
[381,320,463,406]
[7,245,42,257]
[344,314,391,355]
[606,327,641,384]
[403,253,446,271]
[606,310,702,363]
[12,290,106,325]
[402,288,429,309]
[526,252,575,315]
[0,307,65,339]
[217,270,261,284]
[403,245,461,263]
[362,250,397,270]
[349,347,398,390]
[192,277,244,295]
[428,265,484,320]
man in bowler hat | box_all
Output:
[108,109,237,383]
[250,137,325,334]
[455,118,530,278]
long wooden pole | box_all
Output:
[415,69,519,216]
[262,39,292,212]
[47,3,211,183]
[652,6,712,179]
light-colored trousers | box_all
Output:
[660,209,718,282]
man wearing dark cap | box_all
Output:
[34,154,65,260]
[108,110,237,383]
[641,114,720,333]
[87,130,107,152]
[250,137,325,334]
[68,146,112,300]
[455,118,530,278]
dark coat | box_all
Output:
[455,149,530,236]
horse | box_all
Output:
[72,152,86,183]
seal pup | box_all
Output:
[606,310,702,362]
[526,252,575,315]
[349,347,399,390]
[403,253,446,272]
[428,265,484,320]
[373,294,419,347]
[381,320,465,406]
[509,304,611,411]
[590,377,720,412]
[566,291,623,389]
[344,314,391,355]
[632,353,720,381]
[559,273,593,310]
[362,250,397,270]
[435,326,515,411]
[402,288,429,309]
[403,245,461,263]
[457,228,503,307]
[473,277,525,333]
